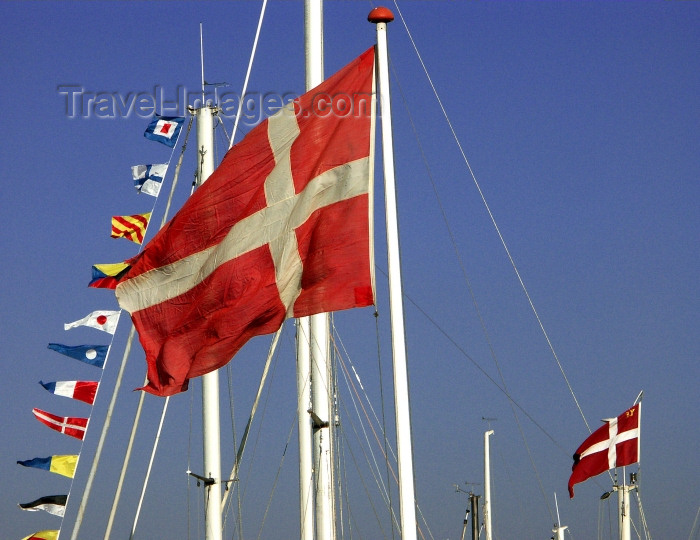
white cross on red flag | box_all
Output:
[32,408,89,440]
[116,47,376,396]
[568,403,640,497]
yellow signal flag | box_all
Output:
[111,212,151,244]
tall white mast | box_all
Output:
[619,394,642,540]
[301,2,336,540]
[483,429,494,540]
[369,7,418,540]
[196,105,223,540]
[196,31,223,536]
[295,2,317,539]
[618,473,631,540]
[297,311,313,540]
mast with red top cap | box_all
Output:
[369,7,418,540]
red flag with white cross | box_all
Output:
[117,47,376,396]
[568,403,640,497]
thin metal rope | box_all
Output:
[334,327,436,540]
[333,373,393,539]
[102,118,194,540]
[229,0,268,149]
[255,413,297,540]
[224,362,244,540]
[392,0,590,433]
[221,326,283,514]
[129,396,170,540]
[374,310,397,540]
[388,32,555,523]
[378,266,569,455]
[69,117,191,540]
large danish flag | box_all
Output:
[116,47,376,396]
[568,403,640,497]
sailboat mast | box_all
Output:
[301,2,337,540]
[618,471,631,540]
[369,7,418,540]
[196,103,223,540]
[297,318,313,540]
[296,8,315,540]
[552,492,568,540]
[470,493,480,540]
[483,430,494,540]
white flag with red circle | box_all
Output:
[64,310,120,334]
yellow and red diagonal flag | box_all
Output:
[111,212,151,244]
[22,530,59,540]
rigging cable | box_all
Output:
[256,413,298,540]
[104,118,195,540]
[228,0,268,149]
[129,396,170,540]
[373,308,397,540]
[391,0,591,434]
[221,324,286,540]
[333,358,394,539]
[633,487,652,540]
[221,326,284,517]
[334,337,399,522]
[688,506,700,540]
[385,20,556,522]
[224,362,244,540]
[333,327,437,540]
[69,116,193,540]
[377,266,568,455]
[199,8,276,528]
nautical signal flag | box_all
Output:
[89,262,130,289]
[17,455,78,478]
[40,381,98,405]
[18,495,67,517]
[116,47,376,396]
[64,310,120,334]
[48,343,108,369]
[21,530,58,540]
[32,408,88,440]
[568,403,641,497]
[144,115,184,147]
[112,212,151,244]
[132,164,168,197]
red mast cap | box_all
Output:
[368,6,395,24]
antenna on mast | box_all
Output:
[633,390,644,405]
[199,22,207,104]
[482,416,497,430]
[551,492,568,540]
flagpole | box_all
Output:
[369,7,418,540]
[483,430,494,540]
[297,4,319,539]
[196,103,223,540]
[618,468,631,540]
[296,313,314,540]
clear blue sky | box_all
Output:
[1,2,698,539]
